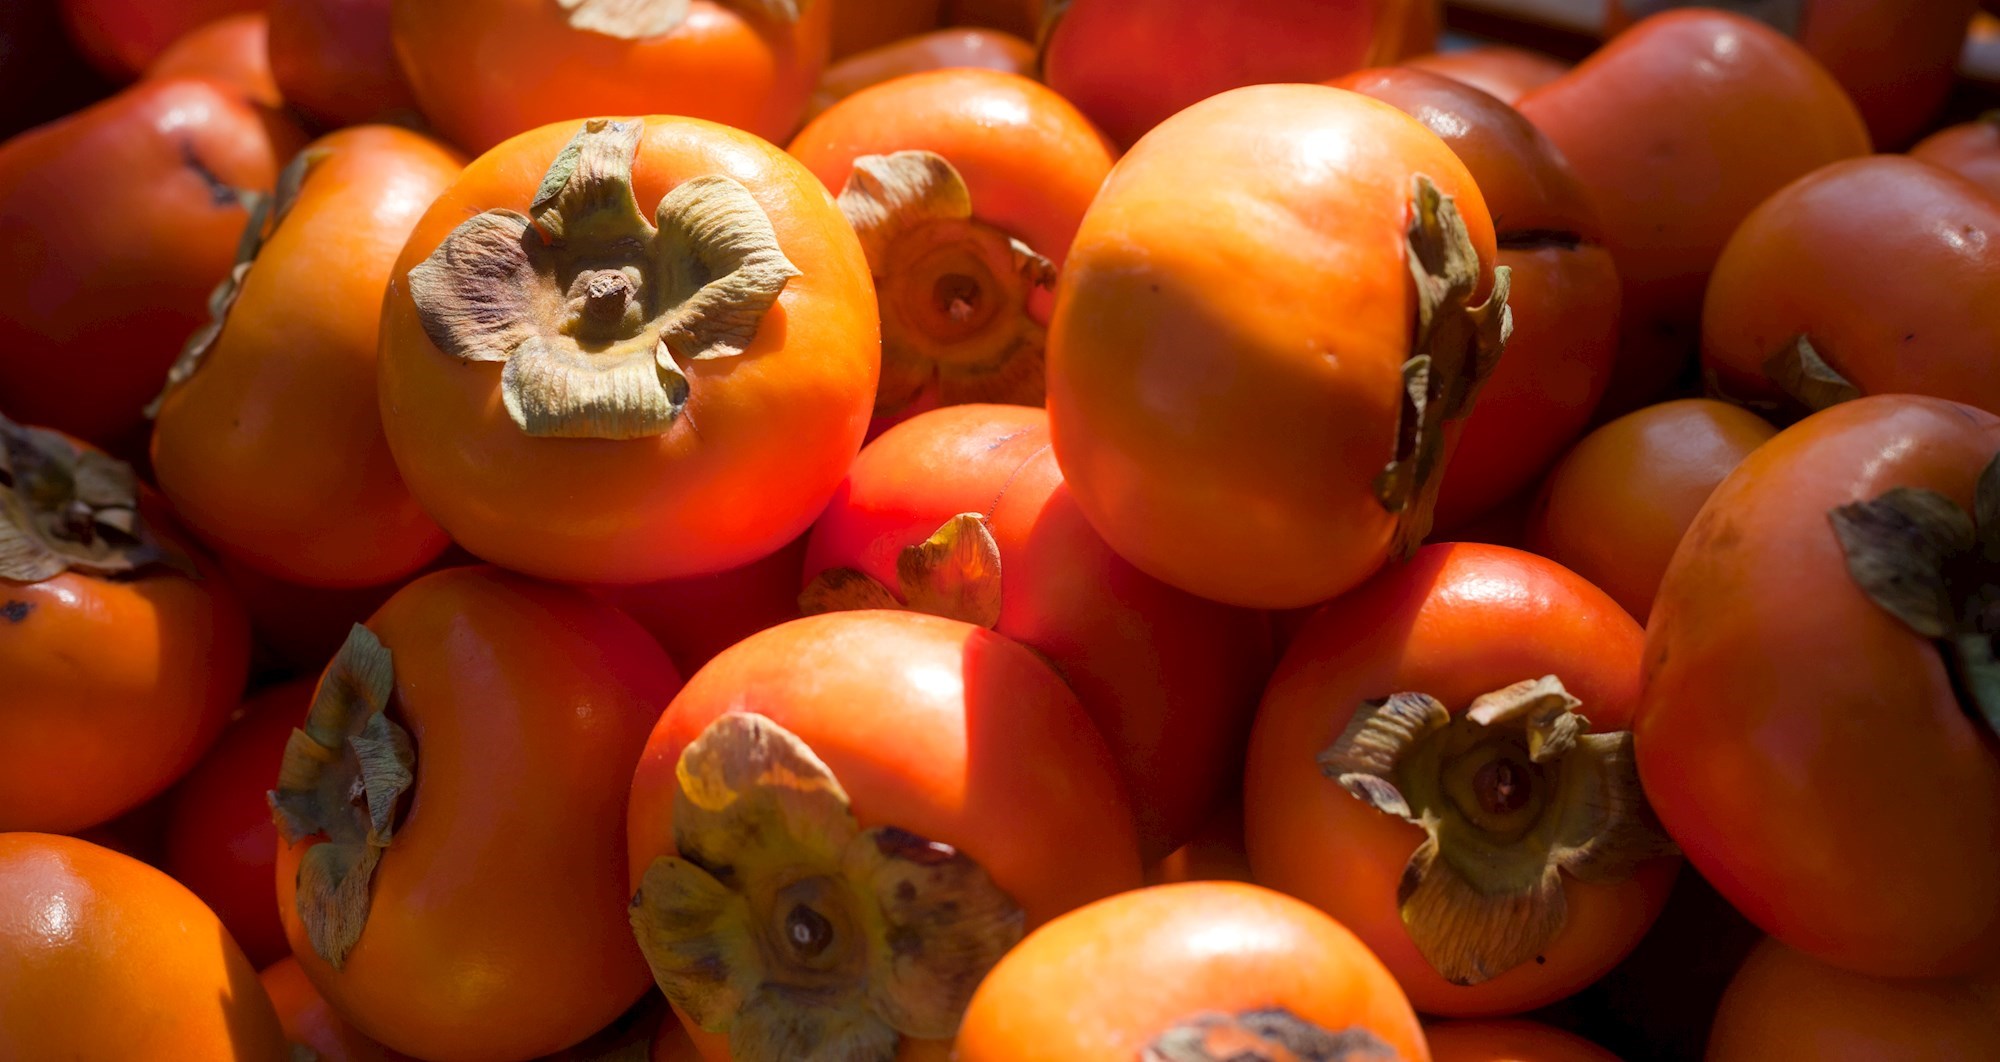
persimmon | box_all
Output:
[273,567,681,1060]
[1637,394,2000,977]
[1703,156,2000,419]
[1913,114,2000,201]
[0,833,287,1059]
[389,0,832,155]
[165,679,314,970]
[1603,0,1979,148]
[0,417,252,834]
[1526,399,1777,622]
[1047,84,1509,609]
[0,1,110,141]
[1245,543,1679,1016]
[1707,938,2000,1061]
[798,404,1271,860]
[1399,0,1442,58]
[379,117,874,584]
[943,0,1036,36]
[262,956,413,1062]
[1425,1019,1620,1062]
[219,554,416,672]
[791,70,1113,429]
[152,125,461,588]
[1404,45,1570,105]
[1146,802,1253,886]
[626,609,1143,1061]
[954,882,1430,1062]
[0,77,303,453]
[593,534,809,678]
[1042,0,1414,148]
[806,28,1036,122]
[652,1019,703,1062]
[268,0,420,129]
[59,0,268,81]
[833,0,938,58]
[1337,67,1619,531]
[145,12,280,106]
[1516,9,1868,416]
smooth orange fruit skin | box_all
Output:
[832,0,939,58]
[1517,9,1868,416]
[1638,395,2000,978]
[277,567,682,1062]
[954,881,1430,1062]
[377,116,878,585]
[60,0,269,80]
[269,0,419,130]
[1703,155,2000,417]
[0,832,287,1060]
[591,533,809,679]
[1426,1019,1620,1062]
[390,0,831,156]
[1245,543,1678,1016]
[1048,84,1497,610]
[0,77,303,454]
[1403,46,1570,106]
[1911,117,2000,202]
[630,610,1145,1061]
[261,956,413,1062]
[1707,937,2000,1061]
[0,491,252,834]
[145,12,279,106]
[154,124,461,588]
[1527,398,1777,622]
[807,28,1037,123]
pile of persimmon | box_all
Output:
[4,1,2000,1060]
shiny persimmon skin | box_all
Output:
[1043,0,1410,148]
[1047,85,1498,609]
[1335,67,1618,531]
[0,833,287,1060]
[592,533,809,678]
[278,567,682,1061]
[378,116,878,585]
[1425,1019,1621,1062]
[833,0,939,58]
[1605,0,1979,149]
[954,882,1430,1062]
[1527,399,1776,622]
[163,679,313,970]
[803,405,1272,861]
[1517,10,1868,416]
[1638,395,2000,978]
[630,610,1145,1062]
[1245,543,1678,1016]
[390,0,831,155]
[1911,117,2000,202]
[0,494,251,835]
[145,12,279,106]
[1703,157,2000,417]
[0,78,303,454]
[60,0,268,80]
[1404,46,1570,105]
[1707,938,2000,1061]
[261,957,413,1062]
[807,29,1035,123]
[152,126,459,588]
[268,0,419,129]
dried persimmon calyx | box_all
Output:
[629,712,1024,1062]
[1141,1008,1404,1062]
[838,151,1056,418]
[799,512,1003,628]
[1318,675,1676,986]
[0,414,175,582]
[407,118,800,440]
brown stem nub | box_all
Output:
[1375,174,1513,558]
[0,414,174,582]
[1762,334,1859,414]
[838,151,1055,419]
[798,512,1003,628]
[407,118,800,440]
[1141,1009,1400,1062]
[1318,675,1675,986]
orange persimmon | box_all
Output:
[0,833,287,1059]
[389,0,831,155]
[592,534,809,679]
[790,69,1113,429]
[1527,398,1777,622]
[1047,84,1507,609]
[274,567,682,1061]
[954,882,1431,1062]
[262,956,413,1062]
[377,116,877,584]
[1706,938,2000,1061]
[268,0,419,129]
[806,28,1036,122]
[1245,543,1679,1016]
[832,0,939,58]
[1911,113,2000,201]
[1405,45,1570,105]
[1517,9,1868,416]
[59,0,268,81]
[1639,395,2000,977]
[152,125,461,588]
[145,12,279,106]
[1426,1019,1620,1062]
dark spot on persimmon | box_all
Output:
[1497,229,1585,252]
[2,600,29,623]
[1535,954,1547,964]
[180,141,240,208]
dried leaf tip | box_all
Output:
[0,414,173,582]
[799,512,1003,628]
